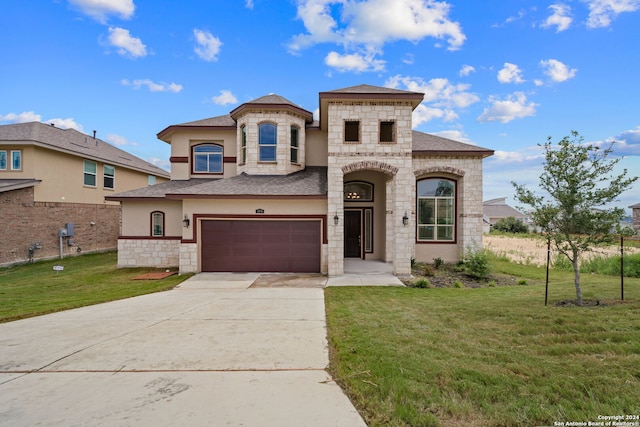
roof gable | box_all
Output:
[412,130,493,157]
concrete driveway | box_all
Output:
[0,273,366,426]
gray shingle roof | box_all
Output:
[0,178,41,193]
[0,122,170,178]
[412,131,494,156]
[108,167,328,199]
[321,84,420,96]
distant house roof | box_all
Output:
[483,198,527,221]
[630,202,640,209]
[0,178,41,194]
[0,122,169,178]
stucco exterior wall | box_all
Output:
[305,128,328,166]
[120,200,183,237]
[169,129,237,180]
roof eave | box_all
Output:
[157,125,238,142]
[412,150,495,158]
[166,194,327,200]
[229,103,314,123]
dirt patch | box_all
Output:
[403,263,521,288]
[483,235,639,266]
[132,271,177,280]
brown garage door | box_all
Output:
[201,220,321,273]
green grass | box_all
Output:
[325,259,640,427]
[0,251,191,322]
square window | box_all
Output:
[380,121,395,143]
[344,121,359,142]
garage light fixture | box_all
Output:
[183,214,190,228]
[402,211,409,226]
[334,214,339,225]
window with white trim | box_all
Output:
[84,160,97,187]
[0,151,6,170]
[259,123,277,161]
[193,144,223,173]
[241,125,247,164]
[417,178,455,241]
[151,211,164,237]
[10,150,21,170]
[103,165,115,189]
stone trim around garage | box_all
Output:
[117,238,180,268]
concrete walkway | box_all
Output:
[0,273,366,426]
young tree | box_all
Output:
[512,131,637,305]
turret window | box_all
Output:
[259,123,277,161]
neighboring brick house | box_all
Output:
[107,84,493,276]
[0,122,170,265]
[631,202,640,232]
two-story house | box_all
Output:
[0,122,170,265]
[107,84,493,276]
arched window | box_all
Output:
[344,181,373,202]
[259,123,277,162]
[193,144,223,173]
[151,211,164,237]
[417,178,455,241]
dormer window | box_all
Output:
[193,144,223,174]
[259,123,277,162]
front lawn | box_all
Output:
[0,252,191,322]
[325,258,640,426]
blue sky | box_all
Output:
[1,0,639,212]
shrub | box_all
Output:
[433,257,444,269]
[491,216,528,234]
[517,279,528,286]
[453,281,463,288]
[462,247,491,279]
[414,278,431,288]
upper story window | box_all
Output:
[193,144,223,174]
[379,121,395,143]
[148,175,156,186]
[103,165,115,189]
[259,123,277,162]
[151,211,164,237]
[344,121,360,143]
[11,151,21,170]
[344,181,373,201]
[241,125,247,164]
[290,126,299,163]
[0,151,7,170]
[417,178,456,242]
[84,160,97,187]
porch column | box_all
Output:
[327,168,344,276]
[392,164,414,276]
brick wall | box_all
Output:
[0,186,120,265]
[634,207,640,232]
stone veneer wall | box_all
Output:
[117,238,180,268]
[326,101,415,276]
[412,156,485,260]
[633,207,640,232]
[236,110,306,175]
[0,186,120,266]
[179,243,198,274]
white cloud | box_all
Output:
[325,50,385,72]
[121,79,183,92]
[540,59,577,82]
[459,64,475,77]
[245,0,254,9]
[44,117,84,131]
[193,29,222,62]
[477,92,538,123]
[68,0,135,23]
[594,126,640,156]
[583,0,640,28]
[289,0,466,54]
[105,133,138,146]
[147,157,171,171]
[497,63,525,84]
[491,149,544,163]
[386,75,479,127]
[211,90,238,105]
[0,111,42,123]
[107,27,147,58]
[541,4,573,32]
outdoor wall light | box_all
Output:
[183,214,190,228]
[402,212,409,226]
[334,214,339,225]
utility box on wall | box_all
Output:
[65,223,75,237]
